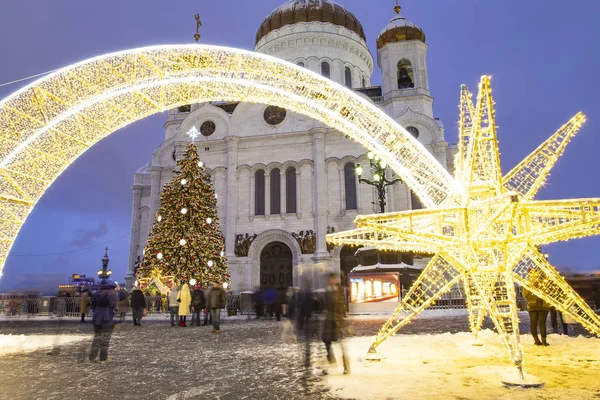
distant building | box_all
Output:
[565,274,600,309]
[57,274,95,296]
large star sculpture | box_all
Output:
[327,76,600,374]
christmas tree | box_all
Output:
[137,143,229,286]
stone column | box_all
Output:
[125,185,143,289]
[338,163,345,214]
[149,166,162,222]
[312,129,329,258]
[249,172,255,220]
[224,137,239,256]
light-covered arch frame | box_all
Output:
[0,44,456,274]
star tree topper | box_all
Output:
[327,76,600,374]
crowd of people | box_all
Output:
[83,280,229,362]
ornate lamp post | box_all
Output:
[97,247,112,280]
[356,151,402,213]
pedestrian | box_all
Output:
[80,289,89,323]
[130,286,146,326]
[191,286,206,326]
[117,288,131,322]
[177,283,191,327]
[322,273,350,375]
[168,284,180,326]
[253,288,264,319]
[523,285,551,346]
[296,286,315,369]
[89,280,121,362]
[207,282,227,333]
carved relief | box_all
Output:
[235,233,257,257]
[292,230,316,254]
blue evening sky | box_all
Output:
[0,1,598,292]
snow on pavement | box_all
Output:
[0,333,90,356]
[323,329,600,400]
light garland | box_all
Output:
[0,44,453,276]
[327,76,600,376]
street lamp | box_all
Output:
[356,152,402,213]
[97,247,112,279]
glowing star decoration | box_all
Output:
[187,126,201,141]
[0,44,453,277]
[327,76,600,378]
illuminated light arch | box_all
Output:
[0,44,456,275]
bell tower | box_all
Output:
[377,3,433,118]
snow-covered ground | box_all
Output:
[0,334,89,356]
[323,330,600,400]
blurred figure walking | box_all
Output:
[296,286,315,370]
[207,282,227,333]
[89,281,120,362]
[168,285,180,326]
[117,287,131,323]
[130,286,146,326]
[322,273,350,375]
[177,283,192,327]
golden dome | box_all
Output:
[255,0,366,45]
[376,7,426,50]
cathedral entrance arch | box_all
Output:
[0,44,456,276]
[259,242,293,290]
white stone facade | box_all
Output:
[125,6,457,291]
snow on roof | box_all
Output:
[350,262,421,273]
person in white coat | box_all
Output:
[168,285,180,327]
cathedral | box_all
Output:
[126,0,456,291]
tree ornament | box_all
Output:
[157,253,163,260]
[206,218,212,224]
[181,208,188,214]
[208,260,214,267]
[180,239,187,246]
[157,215,162,222]
[181,179,187,185]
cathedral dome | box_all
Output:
[376,6,425,49]
[255,0,366,45]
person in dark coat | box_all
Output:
[253,289,264,319]
[207,282,227,333]
[296,286,316,369]
[523,286,550,346]
[322,273,350,374]
[191,286,206,326]
[130,287,146,326]
[89,280,122,362]
[80,290,90,323]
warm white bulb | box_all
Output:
[223,282,229,289]
[181,208,188,214]
[157,215,162,222]
[181,179,187,185]
[179,239,186,246]
[215,193,218,199]
[208,260,214,267]
[220,251,225,257]
[157,253,163,260]
[206,218,212,224]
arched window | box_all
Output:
[410,190,423,210]
[321,61,331,79]
[286,167,297,214]
[397,59,415,89]
[255,170,265,216]
[344,67,352,88]
[362,77,367,88]
[270,168,281,215]
[406,126,420,139]
[344,162,358,210]
[297,61,305,68]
